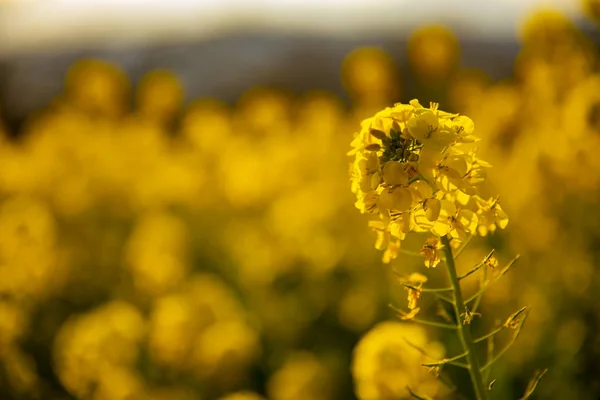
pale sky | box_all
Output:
[0,0,583,56]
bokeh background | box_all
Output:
[0,0,599,399]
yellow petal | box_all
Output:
[453,115,475,134]
[444,154,469,178]
[409,180,433,201]
[382,161,409,186]
[390,188,413,211]
[457,209,478,233]
[424,198,441,221]
[407,109,439,142]
[412,209,435,231]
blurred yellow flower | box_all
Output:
[0,195,64,300]
[352,322,445,400]
[136,69,184,126]
[148,274,260,385]
[407,25,459,81]
[267,352,332,400]
[124,210,190,296]
[342,47,399,108]
[65,59,129,119]
[53,301,145,399]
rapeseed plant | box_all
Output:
[349,100,539,399]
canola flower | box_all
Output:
[349,100,537,400]
[350,99,507,264]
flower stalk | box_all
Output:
[441,235,488,400]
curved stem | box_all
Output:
[441,235,488,400]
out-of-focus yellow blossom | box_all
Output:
[0,196,66,300]
[148,274,260,385]
[124,211,189,296]
[519,9,578,48]
[407,25,459,81]
[349,100,506,262]
[342,47,400,112]
[181,98,232,154]
[558,74,600,191]
[352,322,445,399]
[64,59,129,119]
[53,301,145,400]
[224,219,293,287]
[193,319,260,382]
[267,352,332,400]
[517,9,596,99]
[136,69,184,127]
[219,391,266,400]
[296,90,345,137]
[235,87,292,134]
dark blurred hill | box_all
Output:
[0,32,521,132]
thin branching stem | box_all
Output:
[480,317,527,372]
[484,335,495,383]
[472,262,488,314]
[406,386,432,400]
[441,235,488,400]
[519,369,548,400]
[422,350,471,368]
[421,286,454,293]
[389,304,459,330]
[458,249,495,281]
[399,248,426,257]
[405,340,469,369]
[474,325,505,344]
[399,283,454,304]
[398,282,453,293]
[466,255,520,304]
[474,307,527,344]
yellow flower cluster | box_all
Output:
[350,100,508,263]
[53,301,146,400]
[148,274,260,386]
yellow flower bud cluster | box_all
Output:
[349,100,508,263]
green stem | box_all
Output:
[441,235,488,400]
